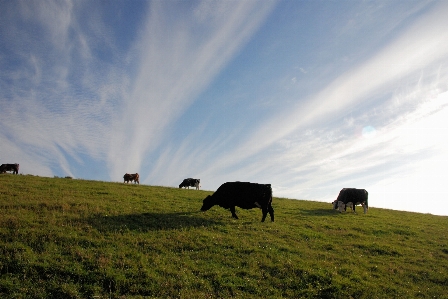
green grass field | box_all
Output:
[1,174,447,298]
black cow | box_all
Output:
[200,182,274,222]
[123,173,139,184]
[179,178,200,190]
[0,163,19,174]
[332,188,368,214]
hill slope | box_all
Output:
[1,175,447,298]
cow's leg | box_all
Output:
[261,207,268,222]
[268,205,274,222]
[346,202,353,212]
[261,204,274,222]
[230,206,238,219]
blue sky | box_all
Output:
[1,0,448,216]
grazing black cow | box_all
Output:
[0,163,19,174]
[201,182,274,222]
[332,188,368,214]
[179,178,200,190]
[123,173,139,184]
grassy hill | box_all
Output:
[1,174,447,299]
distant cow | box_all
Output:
[332,188,368,214]
[123,173,139,184]
[201,182,274,222]
[179,178,200,190]
[0,163,19,174]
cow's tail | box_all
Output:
[267,185,273,206]
[365,190,369,209]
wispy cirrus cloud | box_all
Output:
[195,78,447,210]
[0,0,277,179]
[203,1,448,176]
[106,1,277,179]
[0,0,126,177]
[163,1,448,216]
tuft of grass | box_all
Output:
[1,174,447,298]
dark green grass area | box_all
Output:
[1,175,447,298]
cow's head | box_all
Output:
[362,202,368,214]
[337,201,346,212]
[200,195,216,211]
[332,200,338,210]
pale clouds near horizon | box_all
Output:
[1,1,448,215]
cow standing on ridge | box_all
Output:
[332,188,368,213]
[123,173,139,184]
[201,182,274,222]
[179,178,200,190]
[0,163,19,174]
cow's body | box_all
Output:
[179,178,200,190]
[201,182,274,222]
[332,188,368,213]
[0,163,19,174]
[123,173,139,184]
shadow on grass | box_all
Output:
[300,209,339,216]
[87,211,222,232]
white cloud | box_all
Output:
[106,1,277,179]
[368,91,448,215]
[190,65,448,215]
[0,0,132,176]
[204,1,448,175]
